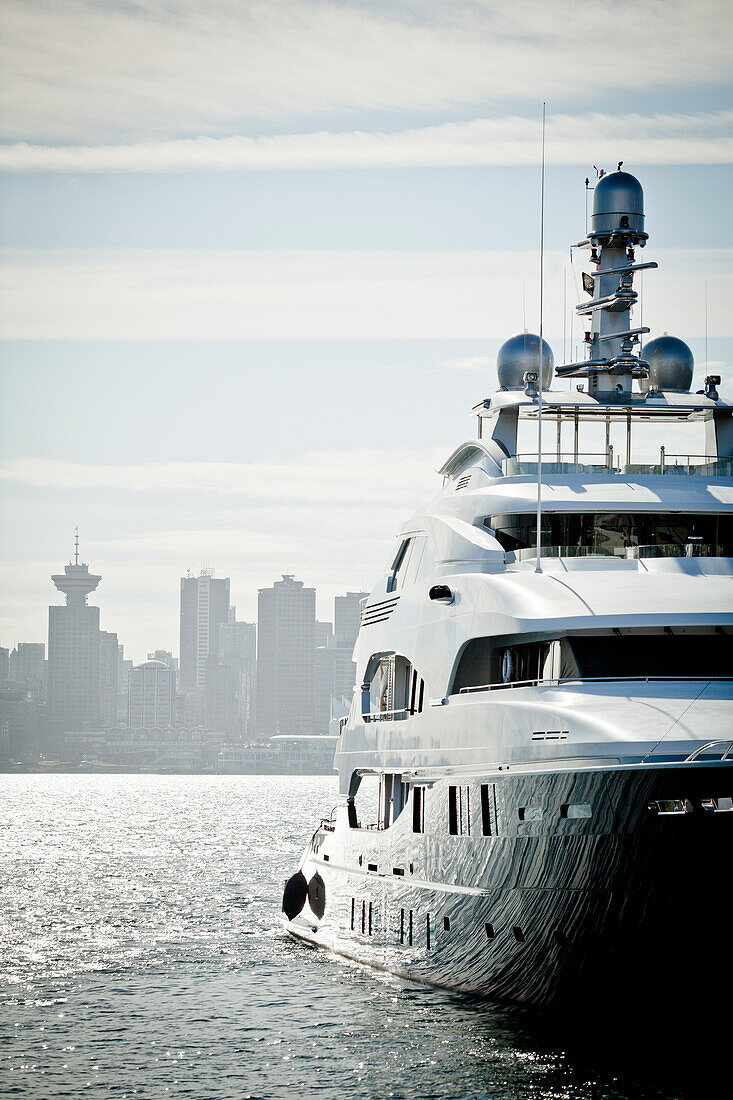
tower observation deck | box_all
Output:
[51,530,102,607]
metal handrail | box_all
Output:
[684,740,733,763]
[363,707,413,722]
[459,675,733,695]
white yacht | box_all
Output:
[282,170,733,1006]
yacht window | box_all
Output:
[407,536,427,583]
[485,511,733,558]
[448,785,471,836]
[480,783,498,836]
[561,803,592,820]
[452,631,733,691]
[388,538,414,592]
[416,538,437,582]
[412,786,425,833]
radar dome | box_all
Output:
[591,170,645,237]
[497,333,553,390]
[642,335,694,392]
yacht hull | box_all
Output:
[284,763,733,1006]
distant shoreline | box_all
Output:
[0,763,336,777]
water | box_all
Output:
[0,775,711,1098]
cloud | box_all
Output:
[1,247,731,340]
[2,110,732,172]
[441,356,493,372]
[0,449,444,506]
[1,1,731,143]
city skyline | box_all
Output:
[1,530,375,664]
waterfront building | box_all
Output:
[0,647,8,686]
[127,659,176,728]
[179,570,230,693]
[256,575,316,738]
[47,535,117,729]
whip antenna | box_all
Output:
[535,103,546,574]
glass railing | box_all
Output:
[503,453,733,478]
[507,542,727,562]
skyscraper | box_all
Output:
[47,534,118,729]
[179,570,230,694]
[211,618,257,734]
[256,575,316,738]
[9,642,45,696]
[334,591,368,649]
[128,660,176,728]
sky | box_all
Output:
[1,0,732,662]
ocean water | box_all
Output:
[0,775,710,1099]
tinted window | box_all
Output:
[485,512,733,557]
[453,632,733,690]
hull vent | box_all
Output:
[361,595,400,627]
[455,474,472,490]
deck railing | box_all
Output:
[458,675,733,695]
[504,449,733,478]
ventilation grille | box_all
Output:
[532,730,568,741]
[455,474,472,491]
[361,595,400,627]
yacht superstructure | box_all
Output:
[281,170,733,1005]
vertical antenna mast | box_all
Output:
[535,103,546,574]
[74,527,79,565]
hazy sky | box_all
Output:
[1,0,732,661]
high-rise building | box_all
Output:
[48,535,118,729]
[127,660,176,728]
[0,647,9,686]
[211,619,257,734]
[315,621,333,648]
[99,631,119,727]
[9,642,45,698]
[147,650,178,678]
[117,644,133,723]
[314,592,369,732]
[179,570,231,694]
[334,591,368,649]
[256,575,316,738]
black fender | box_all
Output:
[282,871,308,920]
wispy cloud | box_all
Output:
[2,110,732,172]
[2,1,731,143]
[0,449,443,506]
[1,248,731,340]
[441,356,493,372]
